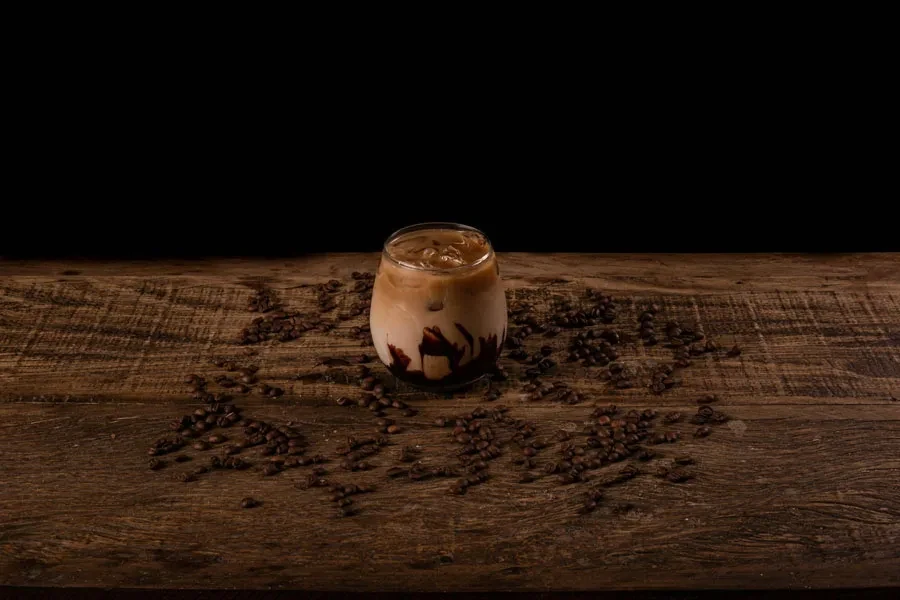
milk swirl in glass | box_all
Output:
[369,223,507,391]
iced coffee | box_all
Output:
[369,223,507,390]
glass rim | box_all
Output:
[382,222,494,272]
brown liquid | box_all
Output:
[386,228,491,270]
[370,226,507,390]
[385,325,504,389]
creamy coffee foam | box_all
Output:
[386,228,490,270]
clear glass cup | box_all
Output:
[369,222,508,391]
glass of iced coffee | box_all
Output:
[370,222,507,391]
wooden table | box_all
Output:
[1,253,898,593]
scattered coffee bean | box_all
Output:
[662,411,682,424]
[240,497,258,509]
[666,467,693,483]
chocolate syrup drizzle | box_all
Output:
[387,323,506,390]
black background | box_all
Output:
[3,56,894,258]
[6,155,892,258]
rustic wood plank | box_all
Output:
[1,253,899,591]
[1,400,898,590]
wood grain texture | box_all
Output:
[1,253,899,592]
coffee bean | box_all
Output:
[697,394,719,404]
[149,458,165,470]
[666,468,692,483]
[694,426,712,438]
[401,408,418,417]
[262,464,281,477]
[662,411,681,424]
[697,405,715,419]
[207,434,227,444]
[726,345,742,357]
[240,497,258,509]
[227,457,247,470]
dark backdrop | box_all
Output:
[4,147,892,258]
[4,52,892,258]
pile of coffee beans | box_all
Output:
[336,435,389,471]
[348,324,373,346]
[566,329,620,366]
[342,272,374,322]
[352,365,418,423]
[522,379,586,404]
[648,364,681,394]
[316,279,343,313]
[637,305,660,345]
[599,361,637,390]
[143,273,748,521]
[203,361,258,394]
[325,482,373,517]
[240,312,326,345]
[238,273,376,347]
[550,292,616,328]
[247,289,277,313]
[148,436,184,458]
